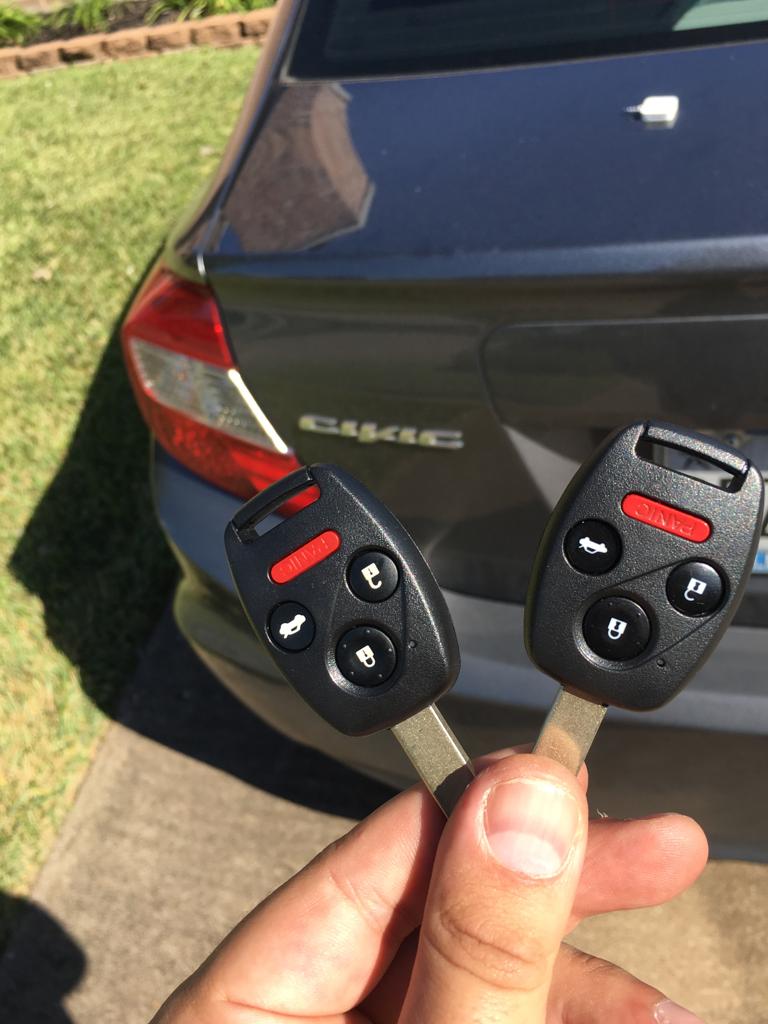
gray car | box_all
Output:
[121,0,768,858]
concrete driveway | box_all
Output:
[0,609,765,1023]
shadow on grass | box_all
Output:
[9,261,393,814]
[10,267,177,719]
[0,893,83,1023]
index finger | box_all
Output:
[172,780,444,1019]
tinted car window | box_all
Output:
[290,0,768,78]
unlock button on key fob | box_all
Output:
[348,551,399,602]
[667,561,724,617]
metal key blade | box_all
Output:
[533,689,607,775]
[390,705,475,816]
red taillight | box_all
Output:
[123,268,232,366]
[121,265,310,505]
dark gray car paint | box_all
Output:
[211,39,768,267]
[203,270,768,620]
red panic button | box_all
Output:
[270,530,341,583]
[621,493,711,542]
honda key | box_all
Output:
[526,421,765,773]
[225,464,475,815]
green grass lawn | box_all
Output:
[0,46,259,944]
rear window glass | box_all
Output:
[289,0,768,78]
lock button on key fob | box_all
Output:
[582,596,651,660]
[336,626,397,685]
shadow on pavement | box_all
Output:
[0,606,392,1024]
[0,894,83,1024]
[121,605,396,820]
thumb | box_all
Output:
[399,753,588,1024]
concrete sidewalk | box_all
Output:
[0,609,765,1022]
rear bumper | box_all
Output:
[155,447,768,858]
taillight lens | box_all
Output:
[121,266,306,501]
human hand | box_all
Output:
[152,749,708,1023]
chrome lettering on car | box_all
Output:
[298,414,464,450]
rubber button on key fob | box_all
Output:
[583,596,651,661]
[348,551,399,602]
[667,562,724,617]
[337,626,396,686]
[269,602,315,652]
[564,519,622,575]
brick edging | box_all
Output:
[0,7,275,78]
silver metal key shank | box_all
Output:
[390,704,475,815]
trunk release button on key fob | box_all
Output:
[564,519,622,574]
[269,602,315,652]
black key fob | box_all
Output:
[224,464,460,736]
[525,421,764,712]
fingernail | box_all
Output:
[483,777,580,878]
[654,999,707,1023]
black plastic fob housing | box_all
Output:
[525,421,764,711]
[225,464,460,735]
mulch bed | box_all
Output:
[2,1,274,48]
[29,2,174,44]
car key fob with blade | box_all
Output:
[225,464,474,814]
[526,421,765,772]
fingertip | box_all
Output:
[636,812,709,880]
[574,810,709,923]
[552,945,707,1024]
[483,774,583,879]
